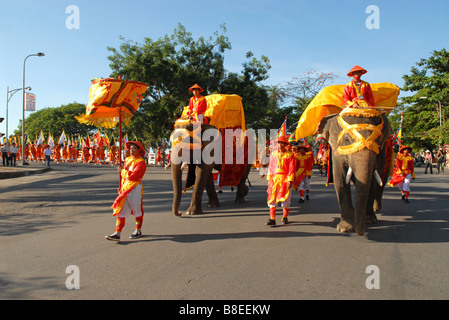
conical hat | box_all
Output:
[347,65,367,77]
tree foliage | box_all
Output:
[398,48,449,149]
[17,102,96,141]
[107,24,273,145]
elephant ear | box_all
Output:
[316,114,337,141]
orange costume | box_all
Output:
[53,145,62,163]
[343,65,375,108]
[266,136,296,225]
[388,146,415,201]
[293,145,313,202]
[82,147,91,163]
[108,141,147,241]
[109,146,117,165]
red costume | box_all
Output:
[187,84,209,124]
[107,141,147,241]
[388,146,415,202]
[266,136,296,225]
[343,65,375,108]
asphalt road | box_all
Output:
[1,162,448,301]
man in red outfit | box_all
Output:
[343,65,375,108]
[106,141,147,241]
[187,84,209,124]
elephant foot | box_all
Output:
[337,220,354,233]
[234,197,246,204]
[366,213,378,224]
[186,206,203,215]
[207,201,220,208]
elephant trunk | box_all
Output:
[171,163,183,216]
[351,150,376,236]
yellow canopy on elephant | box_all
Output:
[180,94,246,131]
[294,82,400,140]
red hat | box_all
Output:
[189,84,204,93]
[277,136,290,144]
[399,145,412,153]
[347,65,367,77]
[126,141,146,157]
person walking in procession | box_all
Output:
[106,141,147,241]
[265,136,296,226]
[388,145,415,203]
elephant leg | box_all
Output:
[235,164,251,203]
[333,163,355,233]
[186,163,214,215]
[366,178,378,225]
[206,171,220,208]
[171,163,183,216]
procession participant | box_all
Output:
[36,144,43,162]
[155,146,162,166]
[342,65,375,109]
[82,146,91,164]
[61,143,69,162]
[388,145,415,203]
[30,143,37,162]
[90,145,97,164]
[53,144,62,163]
[106,141,147,241]
[265,136,296,226]
[293,145,313,203]
[24,143,31,161]
[187,84,209,124]
[109,145,117,165]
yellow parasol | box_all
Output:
[294,82,400,140]
[76,78,148,185]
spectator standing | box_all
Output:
[424,150,433,174]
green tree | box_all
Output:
[16,102,96,142]
[400,48,449,148]
[107,24,272,144]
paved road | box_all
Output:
[0,162,448,301]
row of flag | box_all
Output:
[5,130,130,149]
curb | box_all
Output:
[0,167,51,179]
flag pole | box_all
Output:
[119,108,123,189]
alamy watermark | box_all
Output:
[66,5,80,30]
[366,5,380,30]
[365,265,380,289]
[65,265,80,289]
[169,125,286,166]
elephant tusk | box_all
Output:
[374,170,383,187]
[345,167,353,184]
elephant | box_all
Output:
[317,107,392,235]
[170,121,251,216]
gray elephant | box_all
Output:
[317,107,393,235]
[170,122,251,216]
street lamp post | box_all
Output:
[6,86,31,143]
[22,52,45,165]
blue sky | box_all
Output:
[1,0,448,137]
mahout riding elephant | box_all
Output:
[170,121,251,216]
[317,107,392,235]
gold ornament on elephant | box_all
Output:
[337,108,384,155]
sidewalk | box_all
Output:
[0,161,51,179]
